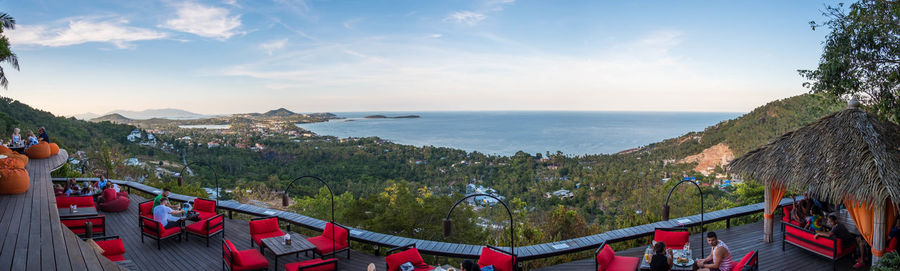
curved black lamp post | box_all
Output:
[444,193,515,268]
[282,175,337,258]
[177,161,219,202]
[662,177,705,257]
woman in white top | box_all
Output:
[10,128,20,146]
[695,231,734,271]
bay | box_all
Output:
[297,111,742,156]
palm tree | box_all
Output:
[0,12,19,89]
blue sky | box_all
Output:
[1,0,833,116]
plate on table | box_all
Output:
[674,258,693,267]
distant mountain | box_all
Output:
[263,108,297,117]
[91,113,134,124]
[71,112,100,120]
[106,108,208,120]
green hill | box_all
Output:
[0,96,135,150]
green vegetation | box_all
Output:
[800,0,900,123]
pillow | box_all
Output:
[224,240,241,266]
[386,247,426,270]
[478,247,514,271]
[399,262,415,271]
[249,218,278,234]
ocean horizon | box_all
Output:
[297,111,743,156]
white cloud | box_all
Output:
[427,33,443,39]
[444,11,486,26]
[8,18,166,49]
[260,39,287,56]
[223,0,239,7]
[162,2,242,40]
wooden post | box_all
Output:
[872,201,886,266]
[763,182,773,243]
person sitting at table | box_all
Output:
[64,178,81,196]
[96,175,109,191]
[650,241,674,271]
[24,130,38,148]
[695,232,733,271]
[37,127,49,143]
[153,197,186,229]
[815,214,864,268]
[53,184,65,196]
[10,128,20,146]
[153,188,174,208]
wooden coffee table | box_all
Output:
[261,232,317,269]
[58,207,98,218]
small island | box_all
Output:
[364,115,420,119]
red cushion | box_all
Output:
[117,190,129,198]
[478,247,515,271]
[607,256,641,271]
[56,196,95,208]
[96,239,126,255]
[61,216,105,235]
[142,219,181,238]
[386,247,428,271]
[285,259,338,271]
[234,249,269,271]
[322,223,349,246]
[654,229,689,249]
[785,226,854,258]
[253,231,287,247]
[731,251,756,271]
[196,211,216,221]
[102,189,117,201]
[99,196,130,212]
[104,254,126,262]
[782,205,793,222]
[139,201,153,216]
[249,218,280,235]
[193,198,215,213]
[595,245,615,271]
[185,215,224,235]
[224,240,240,266]
[887,237,898,253]
[307,235,349,254]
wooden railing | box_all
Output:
[54,177,794,262]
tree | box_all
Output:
[799,1,900,123]
[0,12,18,89]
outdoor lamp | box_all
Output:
[282,192,290,207]
[177,175,183,186]
[443,218,452,237]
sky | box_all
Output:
[0,0,835,116]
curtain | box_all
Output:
[843,198,896,257]
[763,182,787,219]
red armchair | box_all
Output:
[223,239,269,271]
[186,213,225,247]
[477,246,516,271]
[307,222,350,259]
[594,242,640,271]
[385,244,433,271]
[98,188,130,212]
[93,235,126,262]
[141,216,182,250]
[249,216,285,248]
[285,258,338,271]
[653,227,690,249]
[61,215,106,237]
[782,205,803,228]
[731,250,758,271]
[192,198,217,220]
[56,196,95,209]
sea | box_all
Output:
[296,111,742,156]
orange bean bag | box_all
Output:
[49,143,59,156]
[6,153,27,167]
[25,142,51,159]
[0,167,29,194]
[0,145,12,155]
[0,157,25,169]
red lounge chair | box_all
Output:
[60,215,106,237]
[477,246,517,271]
[653,227,690,249]
[782,205,803,229]
[284,258,338,271]
[186,213,225,247]
[249,216,285,248]
[138,200,154,229]
[141,216,183,250]
[782,221,854,271]
[223,239,269,271]
[56,195,96,209]
[594,242,640,271]
[730,250,758,271]
[307,222,350,259]
[93,235,126,262]
[385,244,433,271]
[193,198,217,220]
[98,188,130,212]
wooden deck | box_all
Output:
[103,193,385,271]
[536,220,869,271]
[0,150,124,271]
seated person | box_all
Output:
[96,175,109,191]
[53,184,65,196]
[650,241,674,271]
[889,216,900,241]
[695,232,734,271]
[816,214,863,268]
[24,131,37,148]
[152,197,186,229]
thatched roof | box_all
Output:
[728,107,900,205]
